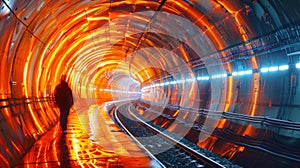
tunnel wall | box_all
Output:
[138,17,300,167]
[0,98,58,167]
[0,1,60,166]
[142,23,300,122]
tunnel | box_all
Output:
[1,0,300,167]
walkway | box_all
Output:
[15,103,158,168]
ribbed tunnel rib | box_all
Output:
[1,0,300,167]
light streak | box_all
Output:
[279,65,289,70]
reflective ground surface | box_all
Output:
[15,104,156,168]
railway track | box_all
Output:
[112,102,240,168]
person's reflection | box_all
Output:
[58,133,71,168]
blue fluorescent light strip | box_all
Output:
[197,76,209,80]
[142,64,294,91]
[260,67,269,73]
[279,65,289,70]
[244,70,253,74]
[232,70,252,76]
[269,66,278,72]
[238,71,245,75]
[212,74,226,79]
[170,81,177,84]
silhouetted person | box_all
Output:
[54,75,73,133]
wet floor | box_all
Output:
[15,104,156,168]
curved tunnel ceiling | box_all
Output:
[1,1,300,114]
[1,1,299,112]
[1,0,300,167]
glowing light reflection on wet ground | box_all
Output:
[15,104,154,168]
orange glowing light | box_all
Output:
[238,146,245,152]
[215,0,248,41]
[23,50,44,132]
[182,111,189,119]
[216,118,227,128]
[23,51,31,98]
[161,121,169,128]
[251,56,258,69]
[0,154,9,167]
[173,109,180,117]
[242,124,253,136]
[216,0,260,118]
[223,60,233,112]
[248,46,259,116]
[224,76,233,112]
[168,0,226,50]
[250,73,260,116]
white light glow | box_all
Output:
[260,67,269,73]
[196,76,210,80]
[296,63,300,68]
[103,89,141,94]
[211,74,227,79]
[244,70,253,74]
[177,80,185,83]
[186,78,196,82]
[238,71,245,75]
[279,65,289,70]
[232,70,252,76]
[170,81,177,85]
[143,64,293,91]
[269,66,278,72]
